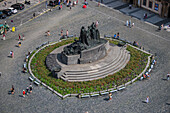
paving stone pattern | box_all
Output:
[97,0,170,27]
[0,0,170,113]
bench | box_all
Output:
[81,95,90,98]
[148,68,152,73]
[100,92,109,95]
[34,80,40,86]
[90,93,100,97]
[109,89,117,93]
[119,38,126,42]
[118,87,126,91]
[28,77,34,82]
[67,35,74,38]
[104,34,113,38]
[36,45,41,50]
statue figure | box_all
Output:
[62,22,102,55]
[80,26,89,46]
[90,23,96,40]
[96,29,100,40]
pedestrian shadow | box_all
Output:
[155,29,160,32]
[19,95,23,97]
[162,78,167,81]
[103,98,109,101]
[15,45,19,48]
[7,56,11,58]
[166,102,170,105]
[8,91,12,95]
[142,100,147,103]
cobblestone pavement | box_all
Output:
[95,0,170,27]
[0,0,46,10]
[0,0,170,113]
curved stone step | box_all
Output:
[61,46,122,72]
[62,53,130,82]
[63,46,124,74]
[64,49,128,77]
[61,50,130,82]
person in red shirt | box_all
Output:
[18,34,21,40]
[23,90,26,97]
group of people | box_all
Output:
[113,32,119,39]
[126,19,134,28]
[18,34,25,47]
[10,83,33,97]
[60,29,69,37]
[144,13,147,19]
[23,83,33,97]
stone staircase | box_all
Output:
[58,45,130,82]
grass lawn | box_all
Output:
[30,38,149,95]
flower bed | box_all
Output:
[30,38,149,95]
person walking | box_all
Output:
[22,34,25,41]
[113,33,116,38]
[129,19,131,28]
[26,86,29,95]
[10,51,14,58]
[96,20,99,28]
[61,29,63,36]
[145,96,149,103]
[33,13,36,18]
[11,85,15,95]
[59,4,62,10]
[117,32,119,38]
[47,30,50,36]
[29,83,33,93]
[132,23,134,27]
[18,34,21,40]
[126,20,128,27]
[10,51,12,57]
[66,30,69,36]
[98,2,100,7]
[58,0,61,5]
[109,93,112,100]
[167,73,170,81]
[18,41,21,47]
[2,34,5,40]
[23,90,26,97]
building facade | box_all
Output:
[123,0,170,18]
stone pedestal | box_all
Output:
[61,39,110,65]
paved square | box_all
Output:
[0,0,169,113]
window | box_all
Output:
[149,1,152,8]
[143,0,146,6]
[155,3,159,11]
